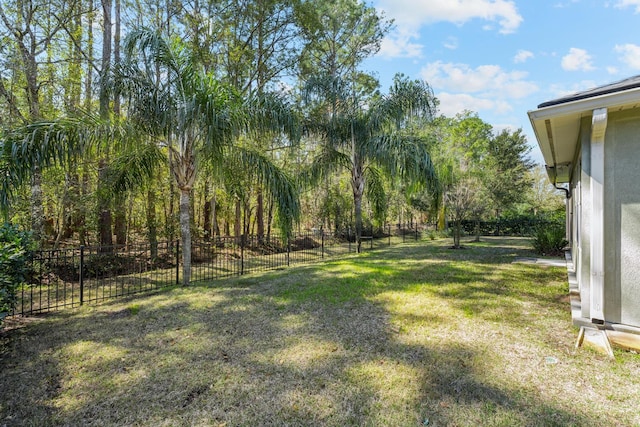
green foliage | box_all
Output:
[459,210,566,237]
[0,224,33,326]
[483,128,535,213]
[532,225,568,256]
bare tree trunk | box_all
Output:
[266,194,273,241]
[62,172,75,239]
[97,159,113,250]
[99,0,112,118]
[30,166,45,243]
[84,2,94,113]
[256,190,264,241]
[453,222,461,248]
[212,192,219,237]
[351,167,364,253]
[179,189,191,285]
[111,0,127,246]
[114,194,127,245]
[97,0,113,249]
[113,0,121,116]
[234,199,241,237]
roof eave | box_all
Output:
[529,86,640,184]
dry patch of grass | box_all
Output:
[1,237,639,426]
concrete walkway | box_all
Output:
[513,257,567,267]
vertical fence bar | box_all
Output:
[321,229,325,259]
[348,227,351,252]
[79,246,84,306]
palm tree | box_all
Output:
[116,29,300,285]
[303,74,438,252]
[0,29,300,286]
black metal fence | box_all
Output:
[18,225,425,316]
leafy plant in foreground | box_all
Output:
[532,225,568,256]
[0,224,33,327]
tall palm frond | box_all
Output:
[224,146,300,237]
[374,74,438,129]
[364,166,386,224]
[0,115,100,212]
[367,134,437,192]
[299,146,351,189]
[107,141,166,194]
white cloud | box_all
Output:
[554,0,579,8]
[514,50,534,63]
[420,61,538,118]
[615,43,640,69]
[379,31,424,58]
[421,61,538,98]
[435,92,512,116]
[376,0,522,58]
[615,0,640,13]
[436,92,509,117]
[378,0,522,34]
[444,37,459,50]
[607,66,619,75]
[561,48,595,71]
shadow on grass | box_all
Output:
[0,237,617,426]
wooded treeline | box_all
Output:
[0,0,562,259]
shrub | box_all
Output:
[532,225,568,256]
[0,224,34,328]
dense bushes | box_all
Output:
[457,210,569,256]
[0,224,34,328]
[532,225,568,256]
[459,212,564,237]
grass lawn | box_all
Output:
[1,237,639,426]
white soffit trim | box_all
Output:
[528,86,640,182]
[529,86,640,121]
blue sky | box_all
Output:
[364,0,640,164]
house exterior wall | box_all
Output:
[578,117,592,321]
[574,109,640,329]
[603,109,640,327]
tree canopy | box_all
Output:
[0,0,553,282]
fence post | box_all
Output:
[321,228,325,259]
[79,246,84,306]
[348,227,351,252]
[415,227,418,241]
[175,239,180,285]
